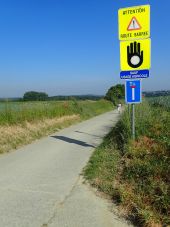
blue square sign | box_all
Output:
[125,80,142,104]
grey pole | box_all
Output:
[128,104,130,116]
[132,104,135,140]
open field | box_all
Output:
[0,99,113,125]
[0,99,113,153]
[84,98,170,226]
[147,96,170,110]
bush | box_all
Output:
[23,91,48,101]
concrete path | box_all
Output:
[0,110,132,227]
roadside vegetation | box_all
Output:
[84,97,170,227]
[147,95,170,111]
[105,84,125,105]
[0,99,113,153]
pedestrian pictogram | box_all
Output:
[120,38,151,71]
[118,5,150,40]
[125,80,142,103]
[127,17,141,31]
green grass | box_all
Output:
[0,99,114,154]
[84,100,170,226]
[147,96,170,110]
[0,99,113,125]
[84,129,121,195]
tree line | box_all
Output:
[23,91,48,101]
[2,84,124,102]
[22,92,103,101]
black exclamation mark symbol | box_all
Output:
[133,19,135,29]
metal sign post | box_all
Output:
[128,104,130,115]
[132,104,135,139]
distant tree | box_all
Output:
[23,91,48,101]
[48,95,103,101]
[105,84,125,105]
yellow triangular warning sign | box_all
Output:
[127,17,142,31]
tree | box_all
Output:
[23,91,48,101]
[105,84,125,105]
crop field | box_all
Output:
[0,99,113,153]
[147,95,170,109]
[0,101,75,125]
[0,100,113,125]
[0,101,66,112]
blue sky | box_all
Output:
[0,0,169,97]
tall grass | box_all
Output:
[0,101,77,125]
[147,96,170,110]
[84,99,170,226]
[118,101,170,226]
[0,99,113,125]
[0,99,113,153]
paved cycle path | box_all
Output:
[0,110,132,227]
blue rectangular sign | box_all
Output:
[120,70,149,79]
[125,80,142,104]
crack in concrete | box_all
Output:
[41,175,81,227]
[58,176,81,207]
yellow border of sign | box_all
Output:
[120,38,151,71]
[118,5,150,41]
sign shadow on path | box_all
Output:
[51,136,96,148]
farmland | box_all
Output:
[84,96,170,226]
[0,99,113,153]
[0,100,79,125]
[0,99,113,125]
[147,95,170,110]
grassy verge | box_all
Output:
[84,100,170,227]
[0,99,113,153]
[0,99,112,125]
